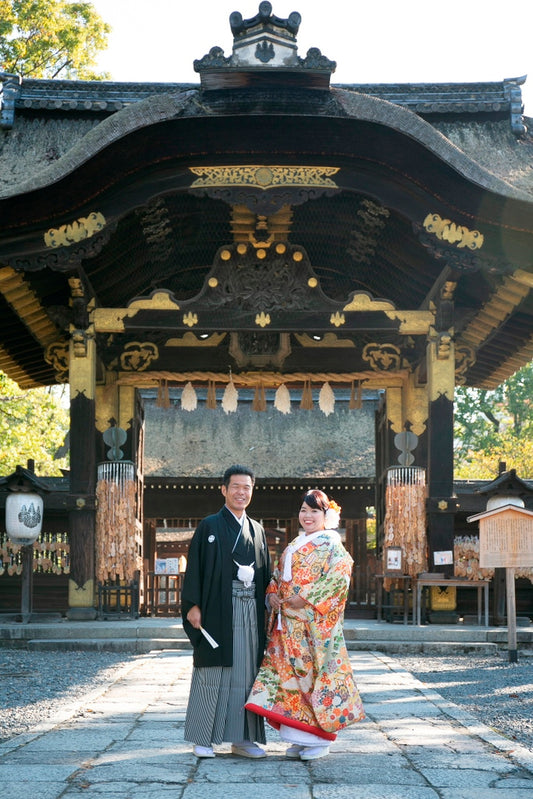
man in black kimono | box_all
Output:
[182,464,271,758]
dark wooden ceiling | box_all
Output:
[1,87,532,390]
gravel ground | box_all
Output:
[1,648,532,752]
[391,651,533,752]
[0,650,138,742]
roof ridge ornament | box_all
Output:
[194,2,336,90]
[230,2,301,37]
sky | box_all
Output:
[91,0,533,117]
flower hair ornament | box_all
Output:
[324,499,341,529]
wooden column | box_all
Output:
[95,373,137,462]
[67,326,97,619]
[402,372,428,468]
[426,328,455,575]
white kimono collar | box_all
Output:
[281,529,341,582]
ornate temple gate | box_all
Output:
[1,6,532,617]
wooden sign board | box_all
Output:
[468,505,533,568]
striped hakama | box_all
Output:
[184,581,266,746]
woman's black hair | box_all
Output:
[301,489,329,513]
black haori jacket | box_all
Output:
[181,506,271,667]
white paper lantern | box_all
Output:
[5,491,43,545]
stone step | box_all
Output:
[1,618,531,653]
[27,637,192,653]
[23,637,503,655]
[345,640,499,654]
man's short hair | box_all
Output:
[223,464,255,487]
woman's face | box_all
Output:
[299,501,326,535]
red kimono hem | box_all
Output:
[244,703,337,741]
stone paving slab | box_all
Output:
[0,649,532,799]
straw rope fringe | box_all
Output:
[118,370,374,387]
[300,379,313,409]
[206,380,217,409]
[252,382,267,411]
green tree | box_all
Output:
[0,370,69,476]
[0,0,110,79]
[454,360,533,478]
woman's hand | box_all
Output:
[268,593,282,612]
[284,595,306,610]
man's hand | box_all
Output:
[187,604,202,629]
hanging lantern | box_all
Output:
[274,383,291,414]
[5,491,43,546]
[318,382,335,416]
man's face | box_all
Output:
[221,474,254,516]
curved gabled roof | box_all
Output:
[0,9,532,391]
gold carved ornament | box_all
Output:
[189,165,340,190]
[423,213,484,250]
[44,341,69,383]
[119,342,159,372]
[362,342,402,371]
[44,212,106,248]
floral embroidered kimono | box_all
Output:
[245,529,365,740]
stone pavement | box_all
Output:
[1,649,533,799]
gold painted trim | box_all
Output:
[427,337,455,402]
[0,344,36,389]
[92,308,130,333]
[423,213,484,250]
[119,342,159,372]
[128,291,180,310]
[165,332,226,347]
[255,312,271,327]
[183,312,198,328]
[456,273,530,360]
[384,310,434,335]
[513,269,533,289]
[45,212,105,248]
[343,293,395,312]
[386,387,403,434]
[342,294,433,334]
[295,333,355,348]
[476,335,533,389]
[0,266,62,348]
[68,578,94,606]
[190,165,339,190]
[330,312,345,327]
